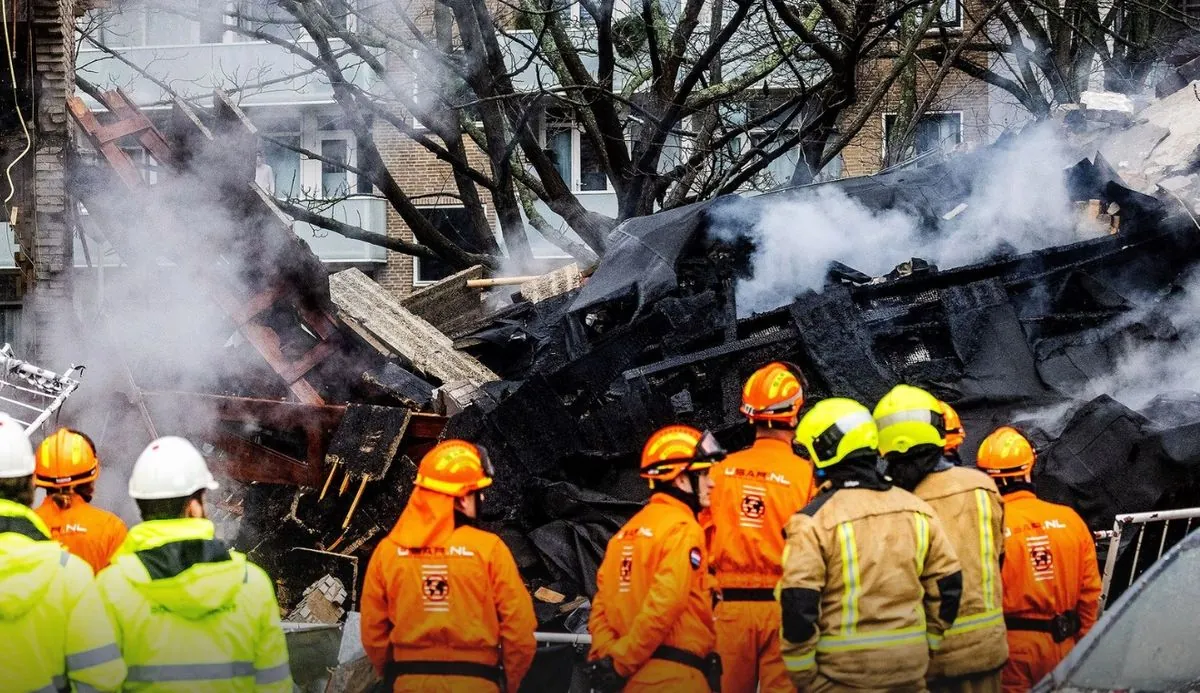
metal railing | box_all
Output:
[1094,506,1200,611]
[0,344,83,435]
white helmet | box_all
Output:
[129,436,220,500]
[0,414,34,479]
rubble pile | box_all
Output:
[61,81,1200,641]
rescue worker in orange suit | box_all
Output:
[33,428,127,574]
[976,427,1101,693]
[361,440,537,693]
[874,386,1007,693]
[707,362,816,693]
[780,398,964,693]
[588,425,726,692]
[940,402,965,464]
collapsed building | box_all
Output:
[5,0,1200,681]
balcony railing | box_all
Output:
[76,38,377,107]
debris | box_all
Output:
[400,265,487,335]
[519,263,585,304]
[285,576,348,624]
[329,268,498,384]
[534,586,566,604]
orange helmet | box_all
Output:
[35,428,99,490]
[976,426,1035,478]
[640,425,726,485]
[941,402,964,455]
[414,440,495,497]
[741,362,806,424]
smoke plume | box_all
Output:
[716,125,1088,315]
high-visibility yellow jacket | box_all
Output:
[914,465,1008,678]
[97,518,293,692]
[0,498,126,692]
[778,481,963,691]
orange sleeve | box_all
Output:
[606,522,700,677]
[1074,516,1103,636]
[359,543,393,675]
[588,542,623,661]
[102,517,128,571]
[489,538,537,693]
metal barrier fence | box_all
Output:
[1094,506,1200,611]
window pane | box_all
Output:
[0,307,20,347]
[320,139,350,197]
[146,7,196,44]
[237,0,302,40]
[413,207,481,284]
[264,136,302,198]
[545,127,573,185]
[198,1,226,42]
[579,135,608,191]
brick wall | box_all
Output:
[25,0,79,359]
[372,116,498,297]
[838,0,993,178]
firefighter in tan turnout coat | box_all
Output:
[875,385,1008,693]
[778,398,964,693]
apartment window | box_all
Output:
[883,112,963,158]
[236,0,304,40]
[0,305,20,347]
[412,207,485,284]
[541,107,610,192]
[916,0,962,31]
[263,135,302,198]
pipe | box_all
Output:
[534,632,592,645]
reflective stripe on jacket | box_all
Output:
[0,498,126,692]
[36,495,128,574]
[915,465,1008,678]
[97,518,292,692]
[778,484,963,691]
[589,493,716,680]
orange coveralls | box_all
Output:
[361,487,537,693]
[589,493,717,692]
[706,437,815,693]
[999,490,1102,693]
[34,495,127,574]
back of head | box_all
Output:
[873,384,947,458]
[795,398,878,469]
[976,426,1035,486]
[0,414,35,507]
[35,428,99,509]
[130,437,219,519]
[741,362,805,428]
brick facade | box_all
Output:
[838,2,992,177]
[25,0,80,359]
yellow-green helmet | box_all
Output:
[794,398,878,469]
[873,384,947,456]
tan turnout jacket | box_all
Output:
[914,465,1008,679]
[778,482,963,691]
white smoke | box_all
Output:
[718,124,1090,314]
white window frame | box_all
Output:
[539,113,616,194]
[96,3,201,48]
[412,205,491,287]
[880,110,964,160]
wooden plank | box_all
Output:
[100,89,175,167]
[280,339,340,384]
[329,268,497,384]
[210,432,321,487]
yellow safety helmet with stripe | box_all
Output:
[873,384,947,457]
[794,398,878,469]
